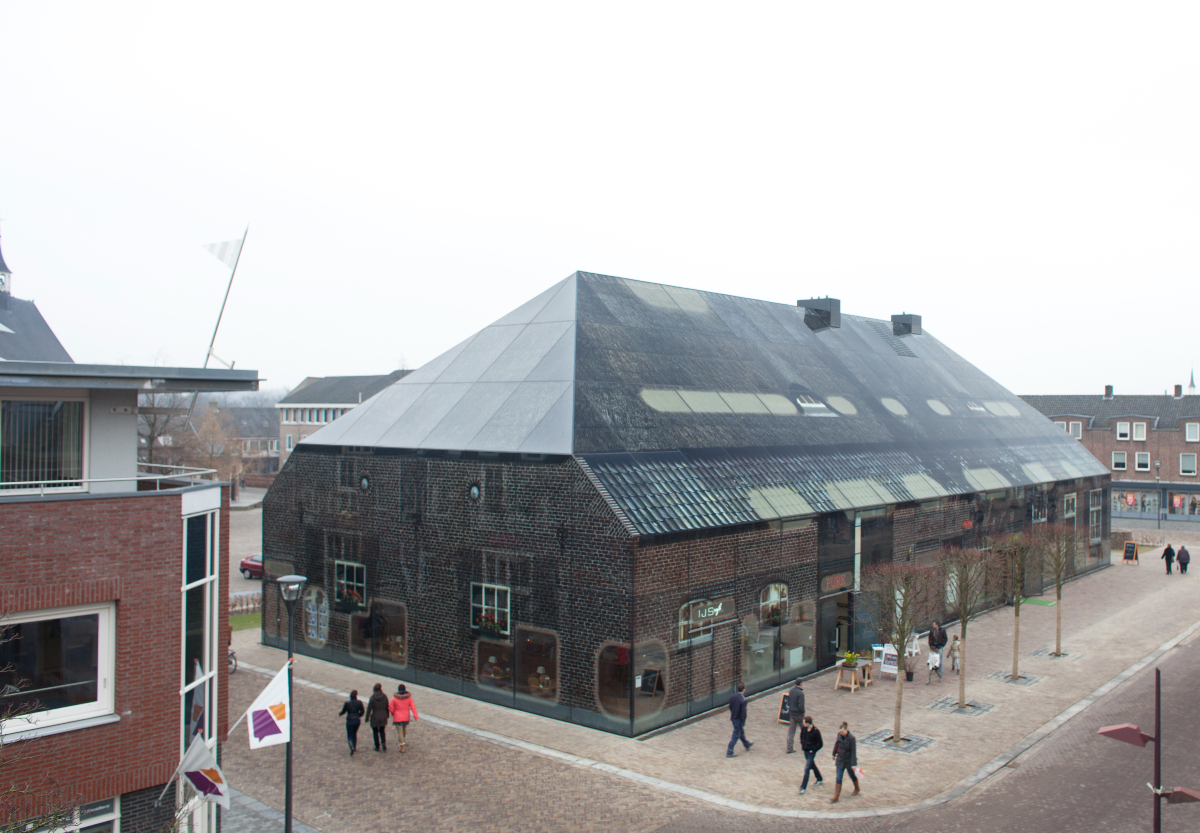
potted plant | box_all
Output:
[842,651,860,669]
[474,612,507,640]
[334,589,364,613]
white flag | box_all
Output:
[175,735,231,809]
[204,234,244,271]
[243,663,291,749]
[188,659,206,740]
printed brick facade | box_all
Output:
[0,487,230,830]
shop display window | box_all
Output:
[1168,492,1200,516]
[476,640,515,691]
[677,600,713,646]
[515,627,558,703]
[743,588,813,687]
[595,641,667,720]
[302,586,329,649]
[349,601,407,666]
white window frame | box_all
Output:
[1063,493,1077,518]
[0,601,116,733]
[678,599,714,646]
[181,510,219,752]
[1112,451,1127,471]
[1187,423,1200,443]
[1135,452,1150,472]
[0,395,90,494]
[1089,489,1103,543]
[1054,421,1067,432]
[1069,421,1082,439]
[286,434,294,450]
[471,581,511,636]
[1133,422,1147,441]
[1116,422,1130,441]
[334,559,367,604]
[1181,454,1198,477]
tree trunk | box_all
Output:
[1054,580,1063,656]
[894,651,905,742]
[1011,607,1021,680]
[958,624,967,708]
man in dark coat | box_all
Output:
[1178,545,1191,575]
[928,621,948,659]
[365,682,390,751]
[798,715,823,794]
[1163,544,1176,575]
[726,682,753,758]
[829,722,860,802]
[785,679,806,754]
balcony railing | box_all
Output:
[0,463,219,496]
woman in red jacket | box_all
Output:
[388,684,420,752]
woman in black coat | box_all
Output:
[338,689,365,755]
[829,722,859,803]
[365,682,391,751]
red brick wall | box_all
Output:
[0,486,230,819]
[1080,423,1200,485]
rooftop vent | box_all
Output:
[1104,385,1113,400]
[1175,384,1183,399]
[891,313,921,336]
[797,297,840,331]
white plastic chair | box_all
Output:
[905,633,921,658]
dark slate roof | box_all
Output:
[304,272,1106,534]
[223,406,277,439]
[1020,394,1200,431]
[0,297,73,362]
[278,370,411,406]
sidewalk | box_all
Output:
[229,547,1198,817]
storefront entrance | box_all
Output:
[817,592,851,668]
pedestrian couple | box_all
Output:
[1162,544,1190,576]
[339,682,420,755]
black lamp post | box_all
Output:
[276,574,306,833]
[1155,461,1162,535]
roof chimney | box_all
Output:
[1104,385,1113,400]
[797,297,840,331]
[1174,384,1183,399]
[891,313,921,336]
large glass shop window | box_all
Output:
[515,627,559,703]
[350,601,407,666]
[476,640,515,691]
[595,641,668,721]
[743,585,814,687]
[302,586,329,649]
[1113,490,1158,515]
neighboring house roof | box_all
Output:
[223,406,278,439]
[302,271,1106,535]
[0,297,73,362]
[278,371,410,406]
[1020,395,1200,431]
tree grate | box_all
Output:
[926,696,995,716]
[1030,648,1084,661]
[984,670,1042,686]
[859,729,935,753]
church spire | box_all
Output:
[1190,367,1196,395]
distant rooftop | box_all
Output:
[278,370,411,407]
[1021,393,1200,431]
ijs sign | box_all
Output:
[688,596,737,631]
[820,571,854,596]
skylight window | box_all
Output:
[966,401,988,414]
[795,394,837,417]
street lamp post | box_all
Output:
[276,574,307,833]
[1155,461,1162,537]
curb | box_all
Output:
[234,615,1200,820]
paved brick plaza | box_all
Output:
[222,548,1200,831]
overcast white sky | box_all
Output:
[1,3,1196,396]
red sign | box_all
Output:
[821,571,853,595]
[1126,494,1137,506]
[962,520,974,529]
[1174,495,1185,509]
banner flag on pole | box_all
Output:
[204,235,244,271]
[158,735,231,809]
[188,659,206,741]
[240,662,291,749]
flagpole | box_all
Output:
[185,225,248,429]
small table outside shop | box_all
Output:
[833,662,873,693]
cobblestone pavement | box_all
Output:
[222,549,1200,830]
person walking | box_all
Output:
[798,715,824,794]
[1163,543,1176,576]
[365,682,390,752]
[928,621,948,665]
[784,678,806,754]
[829,722,860,803]
[1177,545,1190,575]
[388,684,419,752]
[726,682,753,758]
[947,635,962,674]
[338,689,364,756]
[926,647,943,684]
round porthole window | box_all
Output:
[360,475,370,492]
[470,483,481,501]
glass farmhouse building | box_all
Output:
[262,272,1110,735]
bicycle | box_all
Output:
[228,646,238,675]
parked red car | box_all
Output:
[239,553,263,580]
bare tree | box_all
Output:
[993,532,1042,681]
[939,547,1000,709]
[138,391,190,466]
[1032,524,1085,657]
[180,403,236,479]
[1,617,77,833]
[858,562,943,744]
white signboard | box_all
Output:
[881,644,899,677]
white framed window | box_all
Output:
[1063,493,1077,518]
[0,601,116,733]
[1069,421,1082,439]
[1136,452,1150,471]
[1182,454,1198,477]
[1116,422,1130,441]
[182,510,219,748]
[1187,423,1200,443]
[678,599,714,646]
[471,582,511,635]
[1054,421,1067,432]
[1089,489,1103,543]
[334,560,366,606]
[286,434,294,450]
[1133,422,1147,441]
[1112,451,1127,471]
[0,398,88,492]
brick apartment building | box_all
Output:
[0,237,258,833]
[275,371,409,466]
[263,272,1109,736]
[1023,383,1200,525]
